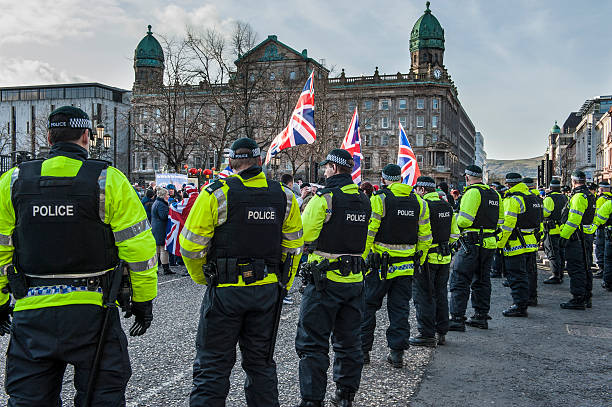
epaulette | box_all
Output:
[205,180,224,194]
[316,188,332,196]
[85,158,111,167]
[373,189,387,196]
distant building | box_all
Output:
[474,131,487,183]
[595,107,612,183]
[0,83,132,174]
[574,96,612,180]
[131,2,476,186]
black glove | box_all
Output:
[0,301,13,336]
[559,237,568,249]
[124,300,152,337]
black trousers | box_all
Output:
[504,254,529,307]
[566,238,593,300]
[449,242,493,316]
[585,233,595,268]
[543,233,563,279]
[360,273,412,352]
[191,284,280,407]
[296,281,364,402]
[603,236,612,285]
[490,251,503,276]
[526,251,538,301]
[595,228,606,268]
[413,263,450,337]
[5,304,131,407]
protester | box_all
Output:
[152,187,175,275]
[360,181,374,198]
[141,189,155,223]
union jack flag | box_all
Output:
[165,186,199,256]
[397,121,421,185]
[265,72,316,164]
[218,165,233,179]
[340,107,362,185]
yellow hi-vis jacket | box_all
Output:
[498,183,539,257]
[180,170,303,288]
[362,183,432,278]
[422,191,459,265]
[302,182,370,283]
[543,192,565,235]
[456,183,503,249]
[0,155,158,311]
[593,199,612,227]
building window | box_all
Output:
[380,135,389,146]
[249,74,255,82]
[140,156,147,171]
[348,101,356,112]
[269,72,275,80]
[416,134,424,146]
[1,90,20,101]
[379,154,388,167]
[153,156,160,171]
[416,116,425,128]
[432,134,438,143]
[289,71,296,80]
[432,98,439,109]
[381,117,389,129]
[432,116,439,128]
[399,117,407,128]
[364,100,373,110]
[363,155,372,169]
[363,134,371,146]
[364,119,373,130]
[417,154,423,164]
[417,98,425,109]
[20,89,39,100]
[399,99,407,109]
[379,99,390,110]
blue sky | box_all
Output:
[1,0,610,160]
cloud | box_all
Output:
[152,3,236,37]
[0,0,134,45]
[0,58,84,86]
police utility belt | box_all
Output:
[202,257,291,287]
[4,262,132,310]
[300,256,364,291]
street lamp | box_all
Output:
[103,134,111,149]
[96,123,105,143]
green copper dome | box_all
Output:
[134,25,164,68]
[410,2,445,52]
[551,121,561,134]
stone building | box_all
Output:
[131,2,476,186]
[0,83,132,174]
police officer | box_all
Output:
[542,179,568,284]
[594,181,612,278]
[0,106,158,406]
[360,166,431,362]
[559,170,596,309]
[489,182,504,279]
[592,197,612,291]
[449,165,502,331]
[296,149,371,407]
[583,182,599,271]
[498,173,541,317]
[410,176,457,346]
[179,137,303,407]
[521,177,542,304]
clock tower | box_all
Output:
[410,2,445,79]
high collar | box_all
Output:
[508,182,530,194]
[325,173,354,188]
[237,165,262,180]
[572,184,589,195]
[48,142,89,161]
[423,191,440,200]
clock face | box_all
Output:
[433,69,441,79]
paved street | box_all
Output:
[0,264,610,406]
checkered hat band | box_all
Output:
[48,118,92,129]
[415,181,436,188]
[465,169,482,177]
[229,148,261,158]
[599,183,610,188]
[571,175,585,181]
[326,154,350,167]
[506,177,522,183]
[382,173,401,181]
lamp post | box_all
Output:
[91,123,112,160]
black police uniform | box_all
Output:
[296,173,370,406]
[543,192,568,281]
[412,196,453,339]
[7,144,129,406]
[190,168,288,407]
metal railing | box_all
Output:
[0,151,35,176]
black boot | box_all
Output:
[527,298,538,307]
[298,400,322,407]
[543,276,562,284]
[386,349,404,368]
[363,351,370,365]
[593,270,603,279]
[603,281,612,291]
[466,313,489,329]
[502,279,511,287]
[502,304,528,317]
[330,388,355,407]
[409,333,437,347]
[560,297,586,310]
[162,263,176,275]
[448,315,466,332]
[436,333,446,346]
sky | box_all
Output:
[1,0,611,160]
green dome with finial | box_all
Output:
[410,2,445,52]
[134,25,164,68]
[550,121,561,134]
